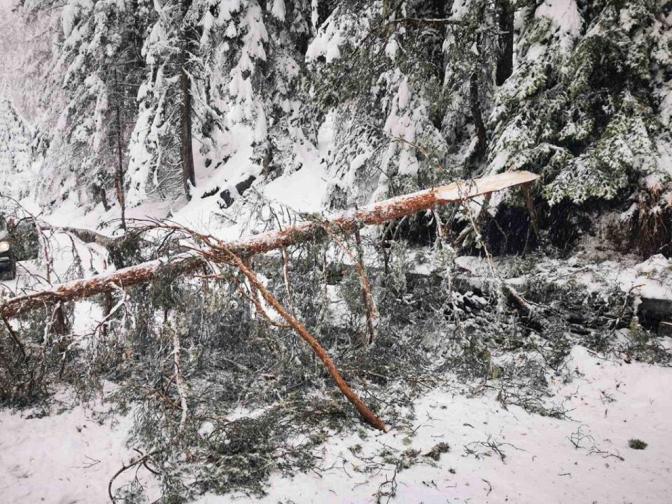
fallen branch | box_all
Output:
[221,248,388,431]
[39,224,117,248]
[0,171,538,319]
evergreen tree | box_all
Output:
[0,99,34,201]
[19,0,150,225]
[126,0,198,204]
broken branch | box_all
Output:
[222,248,388,431]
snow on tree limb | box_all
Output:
[0,171,538,319]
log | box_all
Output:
[0,171,538,319]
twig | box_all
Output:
[482,478,493,496]
[107,450,159,503]
[375,463,399,503]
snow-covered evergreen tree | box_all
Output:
[15,0,151,222]
[10,0,672,241]
[489,0,671,207]
[126,0,199,205]
[0,99,34,201]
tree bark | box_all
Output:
[495,0,514,86]
[114,67,127,231]
[0,171,539,320]
[180,0,196,199]
[469,71,487,161]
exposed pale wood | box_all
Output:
[0,171,538,319]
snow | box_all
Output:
[192,346,672,503]
[450,0,471,21]
[385,37,399,60]
[306,7,368,64]
[531,250,672,305]
[383,74,421,176]
[656,137,672,178]
[535,0,582,39]
[619,254,672,303]
[0,389,160,503]
[526,42,547,62]
[256,121,327,213]
[397,78,410,110]
[270,0,285,22]
[2,345,670,503]
[62,0,93,38]
[317,110,336,156]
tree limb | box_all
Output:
[222,248,388,431]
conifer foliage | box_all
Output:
[8,0,670,223]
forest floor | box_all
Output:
[1,198,672,503]
[1,342,671,503]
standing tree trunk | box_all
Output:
[114,67,127,231]
[469,71,487,161]
[180,0,196,199]
[495,0,514,86]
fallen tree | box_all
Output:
[1,171,539,430]
[0,171,538,320]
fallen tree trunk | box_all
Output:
[0,171,538,319]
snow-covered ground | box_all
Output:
[1,214,670,503]
[0,388,160,503]
[2,346,671,503]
